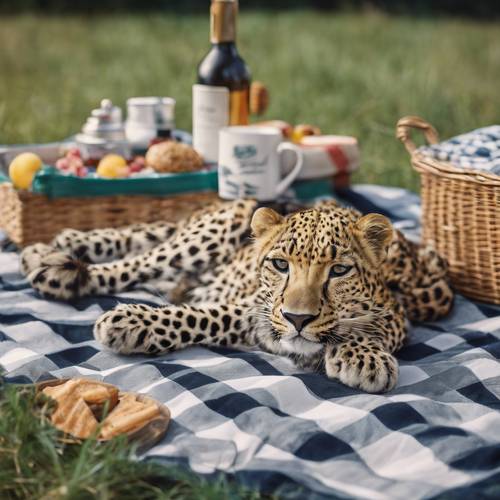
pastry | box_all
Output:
[99,393,160,440]
[43,379,99,439]
[292,124,321,143]
[252,120,293,139]
[40,378,166,444]
[145,141,203,173]
[42,378,121,437]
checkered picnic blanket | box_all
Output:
[1,185,500,499]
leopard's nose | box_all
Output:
[282,311,318,332]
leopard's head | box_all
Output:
[251,202,393,353]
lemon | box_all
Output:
[96,154,129,178]
[9,152,43,189]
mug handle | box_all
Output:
[275,142,304,197]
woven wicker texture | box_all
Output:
[0,183,218,247]
[397,116,500,304]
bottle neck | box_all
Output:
[210,41,238,55]
[210,0,237,44]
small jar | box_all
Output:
[76,99,131,162]
[125,97,176,152]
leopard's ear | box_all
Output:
[353,213,393,265]
[251,207,284,238]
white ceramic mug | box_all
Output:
[218,126,304,201]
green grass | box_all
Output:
[0,11,499,191]
[0,379,265,499]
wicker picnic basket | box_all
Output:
[0,183,218,248]
[397,116,500,305]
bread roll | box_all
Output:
[146,141,204,173]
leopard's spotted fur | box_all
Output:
[20,199,453,393]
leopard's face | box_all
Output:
[251,204,394,354]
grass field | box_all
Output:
[0,11,499,191]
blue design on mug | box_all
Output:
[219,165,233,177]
[233,145,257,159]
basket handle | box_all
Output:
[396,116,440,154]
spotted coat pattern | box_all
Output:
[20,199,453,393]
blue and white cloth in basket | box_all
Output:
[1,185,500,499]
[418,125,500,175]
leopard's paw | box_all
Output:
[20,243,55,276]
[94,304,169,355]
[27,251,91,300]
[325,344,398,393]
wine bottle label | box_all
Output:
[192,84,230,163]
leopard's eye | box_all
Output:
[329,264,352,278]
[271,258,289,273]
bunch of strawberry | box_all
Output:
[127,156,146,174]
[55,148,148,178]
[55,148,88,177]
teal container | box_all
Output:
[3,165,332,201]
[30,166,218,198]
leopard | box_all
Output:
[19,199,453,393]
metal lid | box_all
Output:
[81,99,125,141]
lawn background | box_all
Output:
[0,10,499,191]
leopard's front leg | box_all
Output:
[324,340,399,393]
[94,303,254,355]
[324,306,406,393]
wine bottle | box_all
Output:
[193,0,251,163]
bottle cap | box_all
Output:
[210,0,237,43]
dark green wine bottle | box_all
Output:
[193,0,251,162]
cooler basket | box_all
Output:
[397,116,500,304]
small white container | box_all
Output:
[76,99,131,160]
[125,97,176,150]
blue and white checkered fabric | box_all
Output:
[418,125,500,175]
[1,185,500,499]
